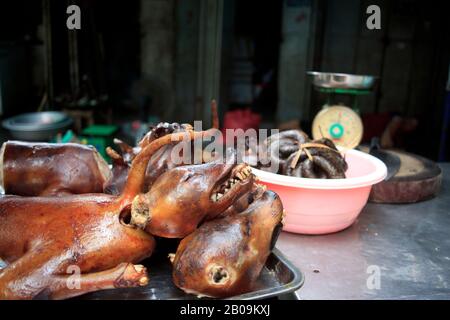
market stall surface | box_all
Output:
[276,163,450,300]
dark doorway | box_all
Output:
[222,1,283,124]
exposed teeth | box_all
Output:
[211,168,253,202]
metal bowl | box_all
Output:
[2,111,73,141]
[307,71,377,90]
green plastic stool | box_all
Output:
[80,125,118,162]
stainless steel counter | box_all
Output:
[276,163,450,300]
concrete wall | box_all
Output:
[140,0,222,125]
[174,0,200,123]
[140,0,176,119]
[277,0,315,124]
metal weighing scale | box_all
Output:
[307,72,377,149]
[307,72,441,203]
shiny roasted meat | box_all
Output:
[0,194,154,299]
[131,151,255,238]
[0,99,286,300]
[171,189,284,298]
[104,123,193,195]
[104,100,219,195]
[0,130,218,299]
[0,141,110,196]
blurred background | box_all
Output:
[0,0,449,161]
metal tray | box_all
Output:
[79,244,304,300]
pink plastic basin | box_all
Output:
[252,149,387,235]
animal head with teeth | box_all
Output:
[127,135,255,238]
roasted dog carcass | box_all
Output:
[0,131,209,299]
[171,188,284,297]
[0,129,262,299]
[0,98,286,299]
[0,141,110,196]
[0,102,217,198]
[131,149,255,238]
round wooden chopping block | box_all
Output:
[368,150,442,203]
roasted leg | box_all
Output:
[48,263,148,300]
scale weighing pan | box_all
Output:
[307,71,377,90]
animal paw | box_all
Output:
[114,263,149,288]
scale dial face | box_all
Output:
[312,105,363,149]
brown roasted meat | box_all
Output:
[0,130,220,299]
[131,150,255,238]
[104,124,198,195]
[0,98,285,299]
[102,144,131,195]
[171,189,284,298]
[0,141,110,196]
[0,193,154,299]
[104,100,219,195]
